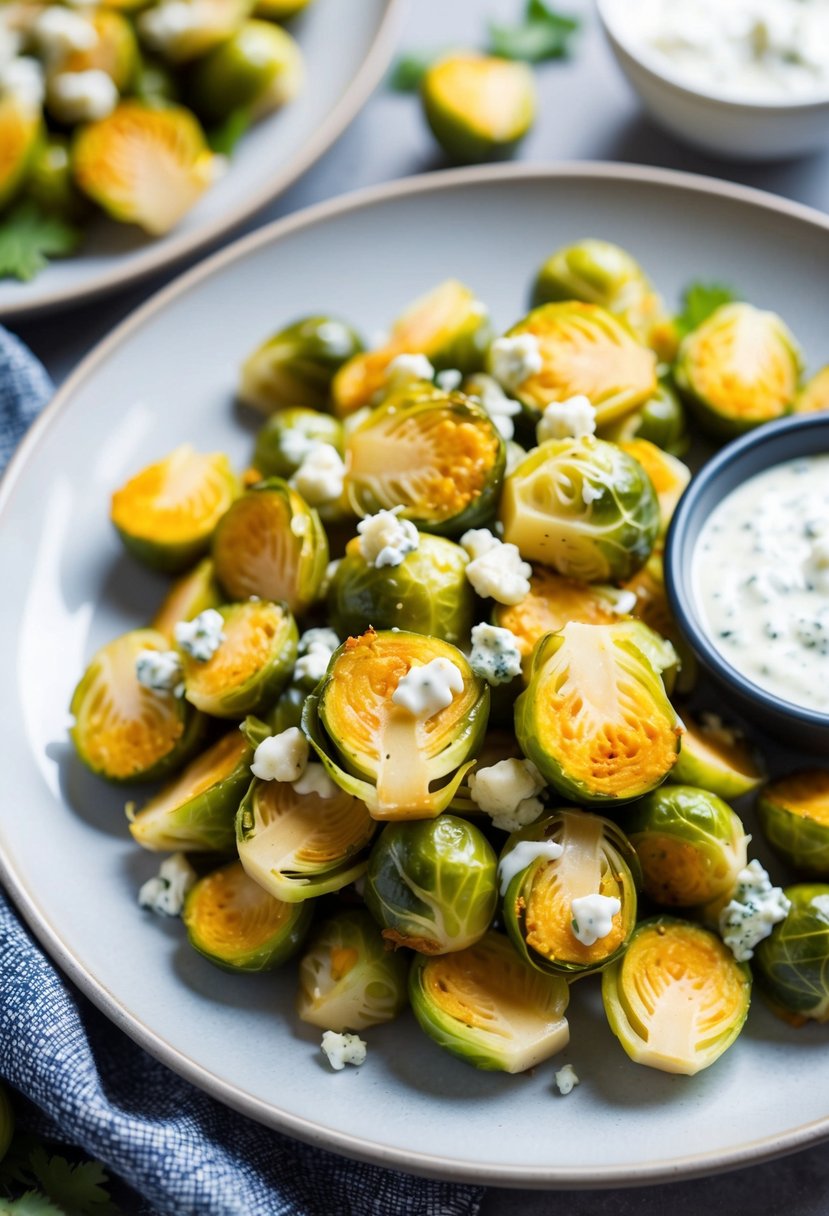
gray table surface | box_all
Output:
[12,0,829,1212]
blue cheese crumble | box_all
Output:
[719,860,791,961]
[469,623,523,686]
[460,528,532,606]
[489,334,542,392]
[554,1064,580,1095]
[321,1030,367,1071]
[465,373,522,441]
[392,657,465,719]
[470,758,546,836]
[135,648,184,698]
[139,853,197,917]
[536,395,596,444]
[251,727,309,783]
[174,608,225,662]
[290,442,346,507]
[357,508,419,569]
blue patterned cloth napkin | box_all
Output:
[0,327,484,1216]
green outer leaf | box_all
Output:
[753,884,829,1021]
[757,792,829,877]
[674,281,737,340]
[0,202,80,283]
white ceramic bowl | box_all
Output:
[597,0,829,161]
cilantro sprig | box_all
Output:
[0,203,82,283]
[674,281,739,339]
[0,1131,118,1215]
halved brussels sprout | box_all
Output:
[490,302,657,426]
[622,786,749,907]
[180,599,297,718]
[297,908,409,1031]
[183,859,313,971]
[129,727,252,852]
[328,532,473,645]
[753,884,829,1025]
[622,550,697,695]
[152,558,222,643]
[365,815,497,953]
[409,930,569,1072]
[252,408,343,481]
[72,102,217,236]
[795,366,829,415]
[618,440,689,536]
[305,629,488,820]
[239,316,363,416]
[500,809,639,976]
[669,712,764,800]
[236,772,375,901]
[332,280,491,416]
[57,9,138,89]
[187,20,303,123]
[111,446,239,574]
[24,135,88,222]
[501,436,660,581]
[515,621,681,805]
[530,238,670,355]
[137,0,252,63]
[421,53,536,164]
[212,478,328,615]
[0,94,42,210]
[493,567,632,673]
[345,386,504,536]
[609,618,681,696]
[757,770,829,876]
[599,377,689,456]
[674,302,801,437]
[602,917,751,1075]
[70,628,204,783]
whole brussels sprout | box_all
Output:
[187,20,304,123]
[531,238,671,355]
[409,931,569,1073]
[0,95,41,210]
[795,365,829,415]
[599,376,689,456]
[297,909,409,1031]
[669,712,764,801]
[328,532,474,645]
[304,629,489,821]
[129,728,253,853]
[488,301,658,426]
[500,809,639,976]
[345,385,504,536]
[757,770,829,877]
[602,917,751,1075]
[365,815,498,953]
[55,8,138,89]
[239,315,363,415]
[332,280,492,416]
[674,302,802,437]
[500,435,660,581]
[137,0,252,63]
[621,785,750,907]
[252,407,343,480]
[753,884,829,1024]
[515,621,682,805]
[421,53,536,164]
[183,860,314,972]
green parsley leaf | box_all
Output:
[28,1149,115,1216]
[389,50,440,92]
[207,107,251,156]
[488,0,579,63]
[675,281,738,338]
[5,1192,64,1216]
[0,203,81,283]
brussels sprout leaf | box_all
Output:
[389,51,440,92]
[0,203,81,282]
[675,282,738,338]
[488,0,579,63]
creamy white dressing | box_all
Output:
[693,455,829,713]
[498,839,564,896]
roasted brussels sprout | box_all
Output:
[501,436,660,581]
[757,770,829,876]
[73,102,218,236]
[128,727,251,852]
[70,628,204,783]
[252,408,343,481]
[500,809,639,976]
[137,0,252,63]
[489,302,657,426]
[56,9,138,90]
[111,446,239,574]
[239,316,363,415]
[0,94,42,210]
[409,931,569,1072]
[795,365,829,415]
[179,599,297,718]
[296,909,409,1031]
[674,302,801,437]
[212,478,328,615]
[602,917,751,1075]
[599,377,689,456]
[618,440,690,536]
[183,859,313,971]
[305,629,488,820]
[493,567,634,673]
[151,558,222,642]
[236,771,375,901]
[753,884,829,1024]
[531,238,670,354]
[421,53,536,164]
[622,786,749,907]
[345,386,504,536]
[515,621,682,805]
[187,20,303,122]
[365,815,497,953]
[332,280,491,416]
[25,135,88,222]
[328,532,473,645]
[669,712,764,800]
